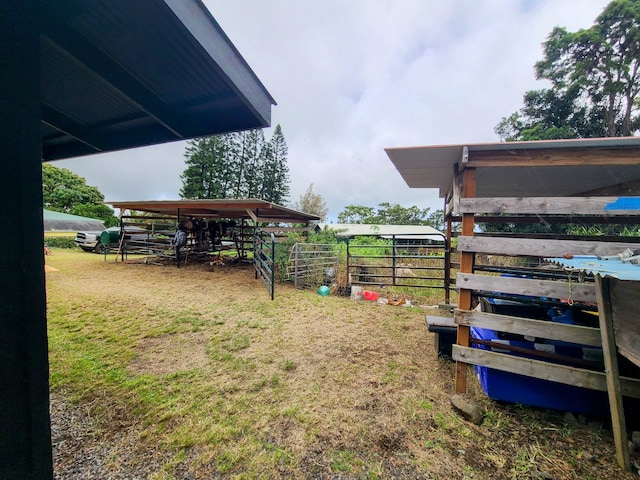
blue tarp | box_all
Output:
[604,197,640,211]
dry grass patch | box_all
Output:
[46,250,634,480]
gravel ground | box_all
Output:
[51,391,165,480]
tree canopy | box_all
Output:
[337,203,444,230]
[496,0,640,141]
[291,183,328,221]
[42,164,118,227]
[180,125,290,205]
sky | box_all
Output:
[54,0,611,222]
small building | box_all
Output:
[317,223,445,245]
[43,209,105,236]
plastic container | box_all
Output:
[362,290,378,301]
[471,326,608,415]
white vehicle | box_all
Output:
[74,226,148,253]
[74,229,104,253]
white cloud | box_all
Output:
[54,0,610,222]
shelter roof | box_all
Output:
[385,137,640,199]
[318,223,445,241]
[43,209,105,232]
[40,0,275,161]
[109,199,320,223]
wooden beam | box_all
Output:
[474,215,640,225]
[455,310,602,346]
[609,280,640,368]
[254,217,303,224]
[458,145,469,171]
[245,209,258,223]
[456,168,476,394]
[452,346,640,399]
[456,272,596,303]
[260,226,310,233]
[457,235,640,257]
[596,276,630,471]
[466,147,640,167]
[458,197,640,215]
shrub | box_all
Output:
[45,236,77,249]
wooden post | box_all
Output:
[444,197,452,304]
[0,4,54,478]
[455,168,476,394]
[595,276,630,471]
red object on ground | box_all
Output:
[363,290,378,301]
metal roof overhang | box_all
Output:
[109,199,320,223]
[385,137,640,199]
[317,223,445,241]
[40,0,276,161]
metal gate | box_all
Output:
[253,230,276,300]
[287,243,340,287]
[346,235,449,298]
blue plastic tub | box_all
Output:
[472,326,609,415]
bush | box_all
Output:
[45,236,77,249]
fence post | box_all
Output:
[270,233,275,300]
[294,243,299,287]
[392,235,397,286]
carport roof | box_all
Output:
[385,137,640,199]
[317,223,445,241]
[109,199,320,223]
[43,209,105,232]
[41,0,275,161]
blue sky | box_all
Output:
[55,0,611,222]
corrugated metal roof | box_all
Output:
[317,223,445,241]
[385,137,640,199]
[43,209,105,232]
[108,199,320,223]
[546,255,640,281]
[40,0,276,161]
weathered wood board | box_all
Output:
[454,310,601,346]
[456,272,596,303]
[609,279,640,368]
[457,235,639,258]
[452,345,640,399]
[458,197,639,215]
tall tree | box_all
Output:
[337,203,443,229]
[180,126,290,203]
[260,124,290,204]
[179,133,226,200]
[238,129,266,198]
[337,205,376,224]
[292,183,328,221]
[42,164,117,226]
[496,0,640,140]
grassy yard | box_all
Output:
[46,250,633,479]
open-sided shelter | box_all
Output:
[1,2,274,477]
[110,199,320,225]
[386,137,640,469]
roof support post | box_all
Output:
[0,4,53,479]
[455,167,476,394]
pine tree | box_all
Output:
[180,126,291,203]
[261,124,290,204]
